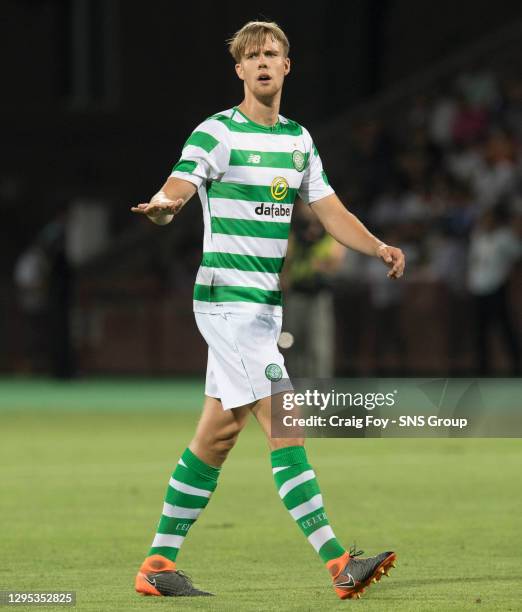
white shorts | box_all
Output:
[194,310,292,410]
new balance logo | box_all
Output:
[247,153,261,164]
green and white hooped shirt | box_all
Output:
[170,106,335,315]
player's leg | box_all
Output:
[147,396,251,560]
[189,395,252,466]
[251,395,347,561]
[251,396,396,600]
[136,396,251,596]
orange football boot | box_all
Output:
[327,547,396,600]
[135,554,212,597]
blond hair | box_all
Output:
[227,21,290,63]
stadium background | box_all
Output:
[1,2,521,610]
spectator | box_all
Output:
[500,74,522,140]
[467,206,521,375]
[430,93,459,147]
[13,241,50,373]
[284,206,345,378]
[365,227,406,375]
[14,213,75,378]
[452,93,489,146]
[471,130,518,210]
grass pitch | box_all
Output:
[1,379,521,611]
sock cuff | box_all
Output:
[182,448,221,481]
[271,445,308,468]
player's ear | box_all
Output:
[235,62,245,81]
[284,56,291,76]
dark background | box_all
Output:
[2,0,521,376]
[3,0,521,229]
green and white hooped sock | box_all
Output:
[271,445,346,563]
[149,448,220,562]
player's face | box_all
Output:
[235,37,290,100]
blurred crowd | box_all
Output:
[287,63,521,377]
[9,62,522,378]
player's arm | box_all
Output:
[310,193,405,279]
[132,116,229,225]
[130,177,197,226]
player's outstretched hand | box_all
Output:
[130,198,184,218]
[376,244,405,279]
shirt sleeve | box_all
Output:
[297,127,335,205]
[170,118,229,188]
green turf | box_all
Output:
[0,378,204,411]
[1,401,521,610]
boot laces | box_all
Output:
[174,569,194,585]
[349,544,364,558]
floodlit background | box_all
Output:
[1,4,522,610]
